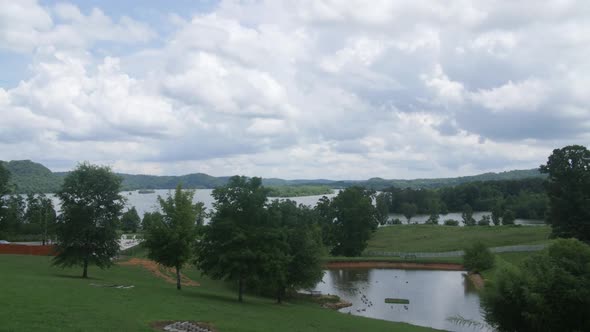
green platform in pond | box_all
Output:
[385,298,410,304]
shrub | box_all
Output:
[481,239,590,332]
[389,218,403,225]
[444,219,459,226]
[463,243,494,273]
[478,215,491,226]
[502,210,515,225]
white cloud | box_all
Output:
[1,0,589,179]
[470,79,548,112]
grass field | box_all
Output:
[0,255,442,332]
[366,225,552,253]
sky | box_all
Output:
[0,0,589,180]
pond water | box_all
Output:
[313,268,490,332]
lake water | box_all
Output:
[43,189,340,218]
[313,268,490,332]
[42,189,542,226]
[389,212,545,226]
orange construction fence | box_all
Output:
[0,244,56,256]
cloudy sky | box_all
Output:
[1,0,589,179]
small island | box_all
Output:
[267,185,333,197]
[137,189,156,194]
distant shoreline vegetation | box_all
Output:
[267,185,333,197]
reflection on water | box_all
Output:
[314,268,490,332]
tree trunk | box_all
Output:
[238,276,243,302]
[276,287,283,304]
[82,257,88,278]
[176,265,181,291]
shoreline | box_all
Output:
[324,261,465,270]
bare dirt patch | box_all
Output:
[325,261,464,270]
[466,272,485,290]
[119,258,200,287]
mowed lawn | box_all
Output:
[0,255,442,332]
[366,225,552,253]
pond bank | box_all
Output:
[325,260,464,270]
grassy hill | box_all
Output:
[0,254,439,332]
[2,159,545,193]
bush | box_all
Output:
[481,239,590,332]
[389,218,403,225]
[478,215,491,226]
[463,243,494,273]
[443,219,459,226]
[502,210,515,225]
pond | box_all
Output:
[313,268,490,332]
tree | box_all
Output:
[142,211,162,231]
[121,207,141,233]
[266,200,324,303]
[24,193,57,244]
[144,185,202,290]
[463,243,494,272]
[481,239,590,332]
[491,202,503,226]
[502,209,515,225]
[478,215,491,226]
[52,163,124,278]
[314,195,336,248]
[0,162,9,197]
[400,202,417,223]
[196,176,269,302]
[1,195,25,235]
[330,187,377,256]
[374,192,390,226]
[462,204,475,226]
[540,145,590,242]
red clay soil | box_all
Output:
[119,258,200,287]
[0,244,56,256]
[325,261,465,270]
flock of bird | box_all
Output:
[347,275,410,314]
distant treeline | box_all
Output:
[1,159,545,194]
[383,178,548,219]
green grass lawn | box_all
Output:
[366,225,551,253]
[0,255,442,332]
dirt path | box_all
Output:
[119,258,200,287]
[325,261,465,270]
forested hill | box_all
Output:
[1,160,545,193]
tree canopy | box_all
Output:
[195,176,269,302]
[329,187,377,256]
[121,207,141,233]
[540,145,590,242]
[482,239,590,332]
[52,163,124,278]
[144,185,203,290]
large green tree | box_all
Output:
[24,193,57,244]
[144,185,202,290]
[266,200,324,303]
[53,163,124,278]
[481,239,590,332]
[540,145,590,242]
[0,163,10,197]
[375,192,391,226]
[195,176,269,302]
[121,207,141,233]
[330,186,377,256]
